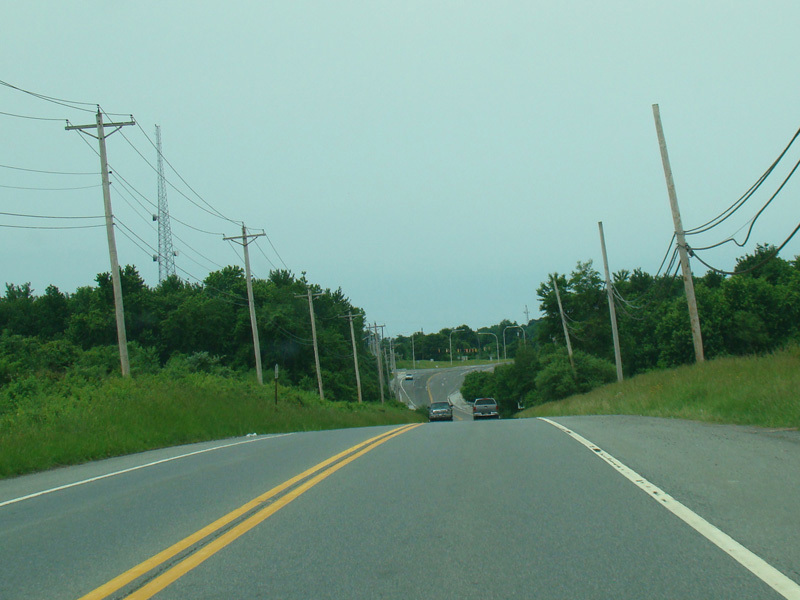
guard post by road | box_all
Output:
[274,364,279,406]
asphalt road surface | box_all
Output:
[398,363,495,420]
[2,379,799,599]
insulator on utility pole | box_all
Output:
[224,224,266,384]
[652,104,705,363]
[66,109,135,378]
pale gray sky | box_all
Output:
[2,1,799,337]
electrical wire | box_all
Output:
[0,163,98,176]
[654,234,676,277]
[0,78,97,112]
[70,127,228,270]
[0,223,104,230]
[0,183,101,191]
[68,113,231,234]
[114,223,246,306]
[259,229,290,271]
[0,110,66,122]
[109,115,237,224]
[690,221,800,276]
[685,125,800,236]
[690,155,800,252]
[133,120,237,224]
[254,238,278,270]
[0,211,103,220]
[113,180,227,271]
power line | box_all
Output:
[260,229,290,271]
[132,120,236,224]
[113,222,243,304]
[108,114,237,224]
[0,183,101,191]
[70,116,231,231]
[690,155,800,252]
[690,221,800,276]
[0,163,98,176]
[0,211,103,219]
[0,78,97,112]
[685,125,800,236]
[0,223,105,230]
[254,238,278,270]
[113,181,227,271]
[654,234,676,277]
[0,110,66,122]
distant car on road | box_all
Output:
[428,401,453,422]
[472,397,499,420]
[404,373,414,380]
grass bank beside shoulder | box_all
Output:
[517,345,800,429]
[0,373,424,479]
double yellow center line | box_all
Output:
[80,423,421,600]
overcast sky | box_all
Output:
[2,1,799,337]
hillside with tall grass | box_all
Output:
[0,368,422,479]
[518,345,800,428]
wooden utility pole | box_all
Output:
[551,275,576,373]
[224,225,266,384]
[341,313,363,403]
[296,290,325,400]
[652,104,705,362]
[66,109,135,378]
[598,222,623,382]
[371,323,386,404]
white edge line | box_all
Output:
[398,380,417,409]
[0,433,293,509]
[539,417,800,600]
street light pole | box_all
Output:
[502,325,526,360]
[478,332,500,362]
[449,328,464,366]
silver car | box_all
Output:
[428,401,453,422]
[472,397,499,419]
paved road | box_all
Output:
[398,364,495,420]
[2,415,798,599]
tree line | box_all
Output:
[461,244,800,416]
[391,320,538,363]
[0,266,386,402]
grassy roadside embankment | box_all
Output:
[518,345,800,429]
[0,373,423,479]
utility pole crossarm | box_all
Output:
[66,120,135,132]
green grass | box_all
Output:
[396,359,510,370]
[0,373,424,479]
[518,345,800,429]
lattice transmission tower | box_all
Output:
[154,125,177,282]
